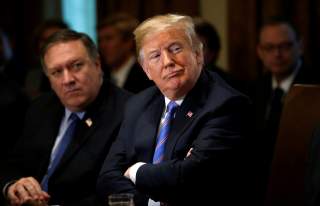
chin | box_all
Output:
[65,99,86,110]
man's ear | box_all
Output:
[195,47,204,67]
[94,58,103,75]
[95,58,101,69]
[257,44,264,60]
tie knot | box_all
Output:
[167,101,178,114]
[69,113,80,122]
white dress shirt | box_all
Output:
[126,96,184,206]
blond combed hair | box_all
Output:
[134,14,203,63]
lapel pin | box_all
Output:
[186,111,193,118]
[85,118,93,127]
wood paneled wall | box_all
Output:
[97,0,199,23]
[228,0,259,81]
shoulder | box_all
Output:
[123,86,160,114]
[201,70,251,107]
[86,81,132,120]
[23,92,63,130]
[128,85,159,103]
[295,63,320,84]
[106,82,132,104]
[28,92,61,113]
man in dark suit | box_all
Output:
[97,14,251,206]
[0,30,131,206]
[98,13,153,93]
[253,17,320,204]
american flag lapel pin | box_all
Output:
[186,111,193,118]
[85,118,93,127]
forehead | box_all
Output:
[259,24,296,43]
[44,40,88,66]
[142,28,190,50]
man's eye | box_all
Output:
[149,53,160,60]
[71,62,84,70]
[51,69,62,77]
[170,45,182,53]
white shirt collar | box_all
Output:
[164,96,184,111]
[272,59,301,93]
[64,108,85,120]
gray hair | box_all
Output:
[133,14,203,63]
[40,29,100,72]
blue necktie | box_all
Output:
[153,101,178,164]
[41,113,79,191]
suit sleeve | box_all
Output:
[135,96,250,202]
[97,106,145,204]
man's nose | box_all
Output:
[273,47,283,56]
[62,70,75,84]
[162,51,174,68]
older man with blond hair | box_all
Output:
[98,14,251,206]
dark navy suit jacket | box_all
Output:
[97,70,252,206]
[0,81,131,206]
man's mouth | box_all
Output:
[166,70,183,79]
[65,88,81,95]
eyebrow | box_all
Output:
[169,42,182,48]
[146,49,159,57]
[145,41,182,53]
[47,58,82,71]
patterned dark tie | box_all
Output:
[41,113,79,191]
[266,87,284,137]
[153,101,178,164]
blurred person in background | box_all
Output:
[253,16,320,204]
[0,29,26,88]
[193,17,251,95]
[98,13,152,93]
[0,31,29,169]
[25,19,69,99]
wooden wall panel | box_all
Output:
[97,0,199,22]
[227,0,259,81]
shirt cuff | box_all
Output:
[2,180,16,199]
[129,162,146,184]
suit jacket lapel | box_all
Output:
[53,82,110,172]
[164,71,208,160]
[37,96,64,176]
[43,108,64,153]
[59,114,98,164]
[134,94,164,163]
